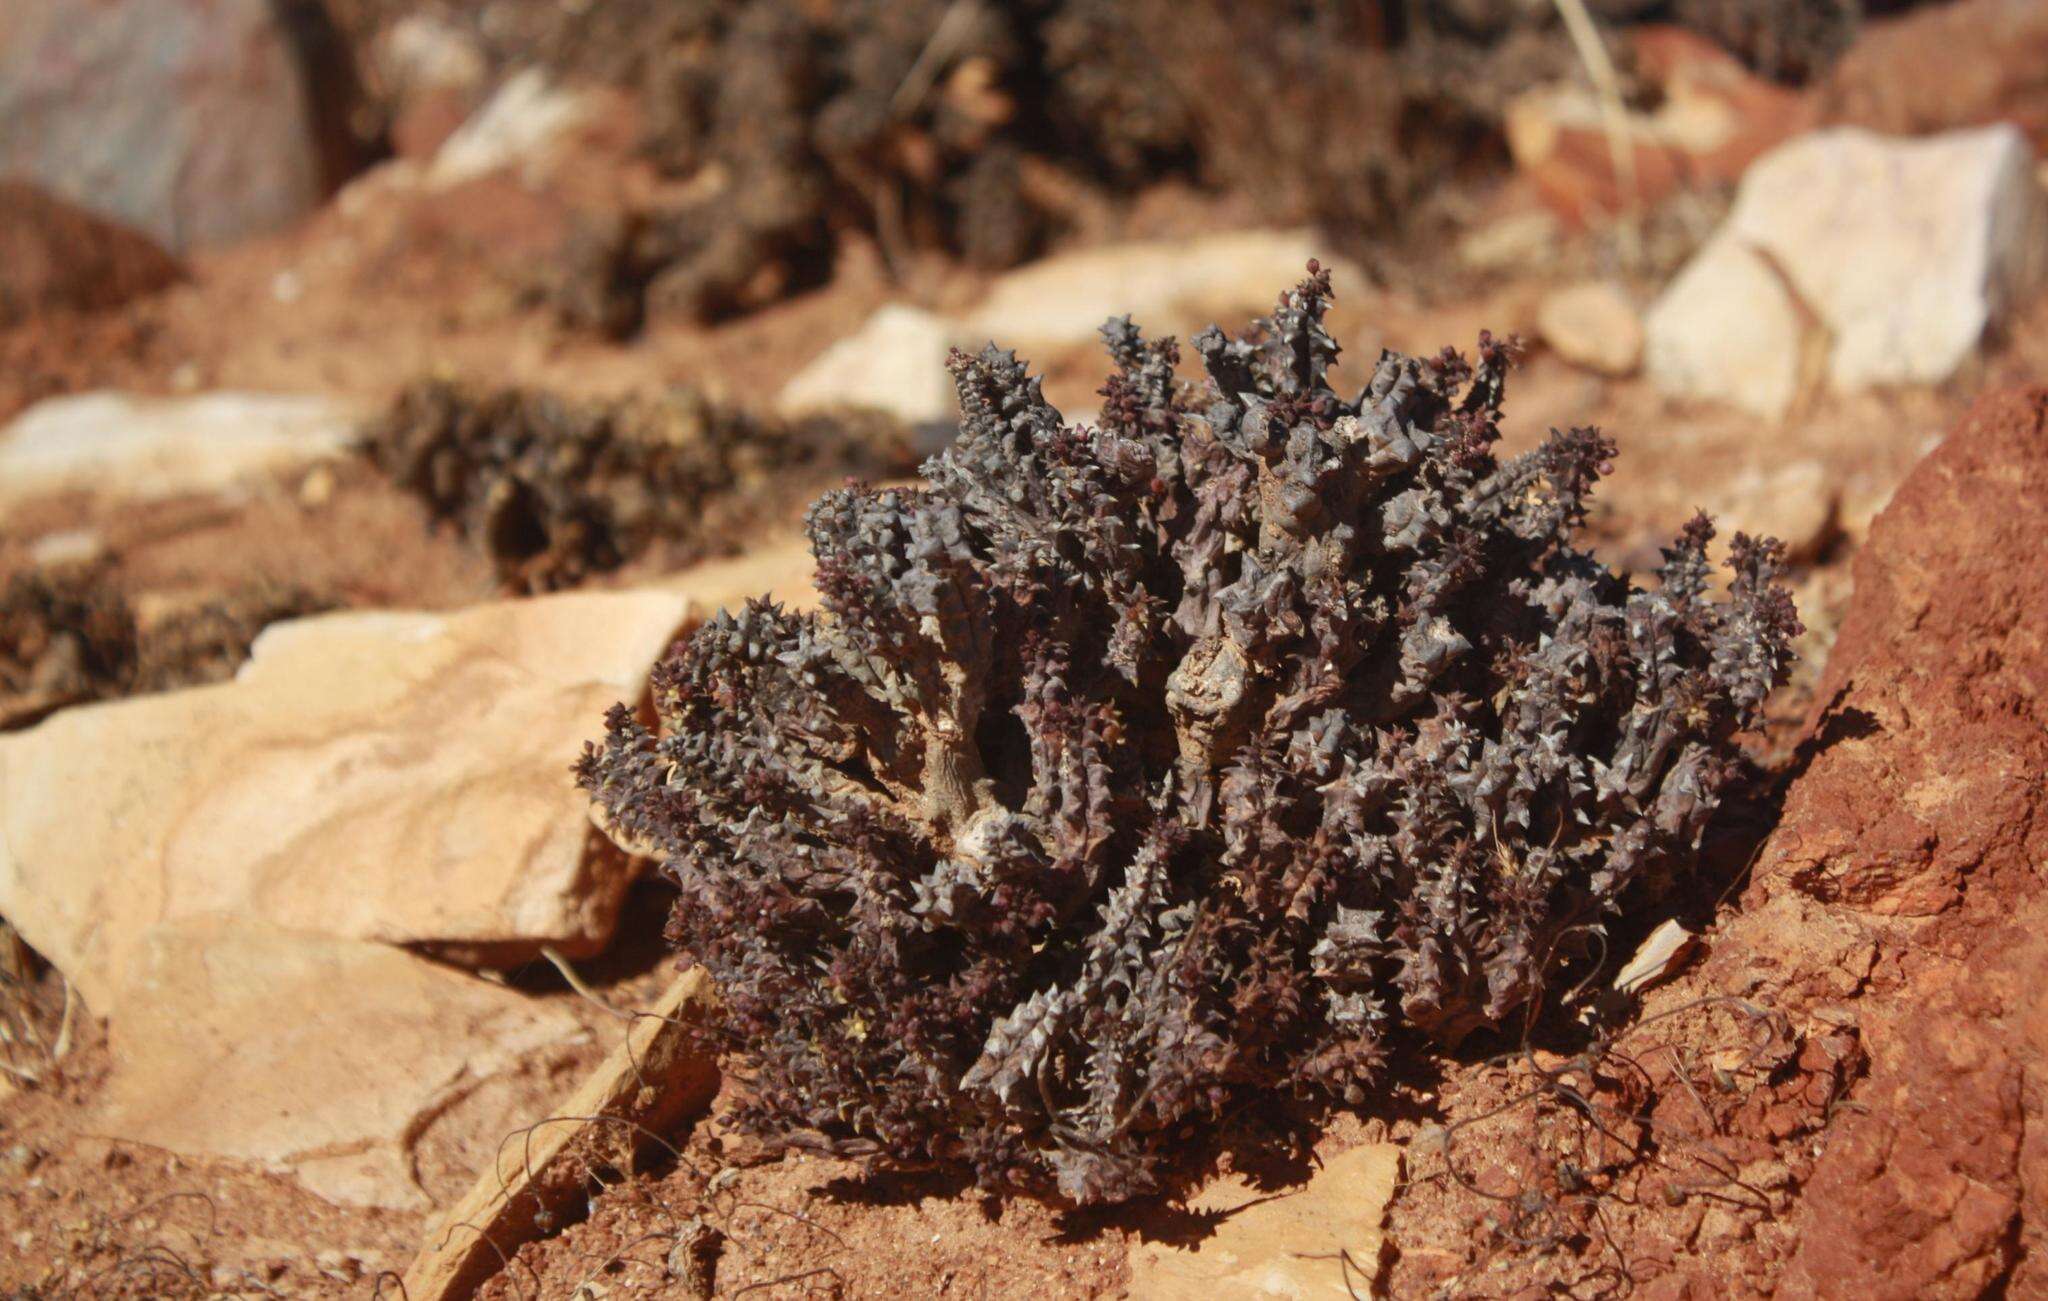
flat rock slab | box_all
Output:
[1128,1143,1403,1299]
[659,535,822,615]
[0,588,695,1014]
[99,920,585,1210]
[964,232,1364,350]
[0,390,358,521]
[778,304,965,438]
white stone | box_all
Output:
[0,391,358,519]
[1729,125,2045,390]
[0,589,695,1015]
[1647,125,2046,415]
[1645,234,1807,419]
[778,305,963,439]
[429,69,591,188]
[1613,919,1699,995]
[26,529,105,569]
[377,15,487,97]
[964,231,1362,349]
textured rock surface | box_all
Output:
[1781,903,2048,1298]
[1757,387,2048,918]
[963,232,1364,348]
[99,920,585,1210]
[1755,387,2048,1294]
[1127,1143,1401,1298]
[0,0,368,250]
[0,589,694,1013]
[0,391,358,520]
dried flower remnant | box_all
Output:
[580,264,1800,1204]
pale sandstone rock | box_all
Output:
[964,232,1365,349]
[98,920,585,1210]
[660,535,821,615]
[1536,280,1644,377]
[1645,234,1807,419]
[0,589,694,1014]
[1128,1142,1402,1299]
[1705,459,1839,563]
[778,305,964,440]
[0,391,358,520]
[1728,125,2046,390]
[1647,125,2045,416]
[428,69,592,188]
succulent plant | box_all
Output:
[579,265,1800,1203]
[366,379,912,591]
[1,568,330,730]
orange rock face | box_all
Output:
[1757,387,2048,1296]
[1758,388,2048,919]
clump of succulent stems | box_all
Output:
[580,263,1800,1204]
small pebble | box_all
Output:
[300,464,337,508]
